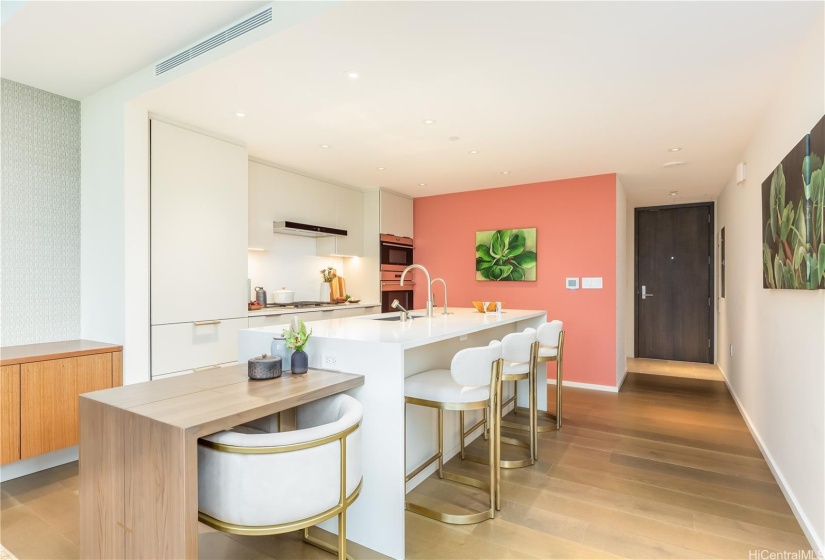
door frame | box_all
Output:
[634,202,715,362]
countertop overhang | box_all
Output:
[247,302,379,317]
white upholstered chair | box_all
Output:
[404,342,504,523]
[197,393,363,560]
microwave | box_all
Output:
[380,234,414,272]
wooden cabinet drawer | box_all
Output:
[248,314,295,329]
[20,354,113,459]
[151,318,248,378]
[1,365,20,464]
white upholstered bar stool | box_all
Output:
[197,393,363,560]
[501,320,564,459]
[537,320,565,432]
[404,343,504,524]
[463,329,537,469]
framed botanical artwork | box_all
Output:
[476,228,537,281]
[761,114,825,289]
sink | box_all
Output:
[369,314,426,321]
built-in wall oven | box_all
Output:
[380,234,414,312]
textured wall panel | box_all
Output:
[1,79,81,346]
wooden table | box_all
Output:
[79,365,364,559]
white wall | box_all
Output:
[717,16,824,555]
[616,177,628,387]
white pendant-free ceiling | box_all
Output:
[5,1,823,204]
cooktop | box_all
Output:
[265,301,342,308]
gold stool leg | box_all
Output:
[555,360,562,430]
[460,410,465,459]
[437,408,444,478]
[483,407,489,440]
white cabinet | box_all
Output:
[150,121,248,325]
[379,191,413,238]
[249,161,361,254]
[316,187,364,257]
[151,318,248,378]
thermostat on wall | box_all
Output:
[566,277,579,290]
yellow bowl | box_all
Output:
[472,301,502,313]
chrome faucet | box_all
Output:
[431,278,449,315]
[400,264,434,318]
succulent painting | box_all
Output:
[761,115,825,290]
[476,228,537,281]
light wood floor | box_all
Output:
[627,357,724,381]
[0,371,813,559]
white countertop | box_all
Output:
[248,302,380,317]
[243,307,545,349]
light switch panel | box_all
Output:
[582,277,603,289]
[566,277,579,290]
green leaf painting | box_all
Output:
[476,228,537,281]
[761,114,825,289]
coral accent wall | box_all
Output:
[413,174,618,387]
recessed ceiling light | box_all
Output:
[449,136,460,141]
[664,161,686,168]
[377,167,385,170]
[469,150,480,154]
[235,112,246,118]
[423,119,436,125]
[669,191,678,196]
[668,147,682,152]
[320,144,331,149]
[345,71,360,79]
[501,171,510,175]
[419,183,427,186]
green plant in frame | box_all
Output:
[476,228,537,281]
[761,117,825,290]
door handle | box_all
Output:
[641,285,654,300]
[193,320,221,326]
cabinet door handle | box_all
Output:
[194,364,219,371]
[193,320,221,326]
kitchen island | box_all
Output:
[237,307,547,559]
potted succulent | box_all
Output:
[282,316,312,374]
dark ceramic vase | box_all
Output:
[291,350,308,374]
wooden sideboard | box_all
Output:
[0,340,123,464]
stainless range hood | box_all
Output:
[273,221,347,238]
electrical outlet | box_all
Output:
[729,344,734,357]
[460,335,468,341]
[322,354,340,370]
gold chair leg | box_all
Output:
[460,410,465,459]
[303,526,354,560]
[483,407,489,440]
[437,408,444,478]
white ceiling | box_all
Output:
[4,1,823,205]
[0,0,268,100]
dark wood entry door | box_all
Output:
[635,203,714,363]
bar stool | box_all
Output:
[404,343,504,524]
[501,320,565,459]
[462,329,537,469]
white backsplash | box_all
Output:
[248,233,344,302]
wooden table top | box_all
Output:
[0,339,123,366]
[81,364,364,437]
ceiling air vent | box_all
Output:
[155,7,272,76]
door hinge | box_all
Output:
[708,297,711,306]
[708,255,712,265]
[708,339,711,348]
[708,214,711,223]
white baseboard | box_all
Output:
[717,365,824,558]
[0,446,78,482]
[547,378,619,393]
